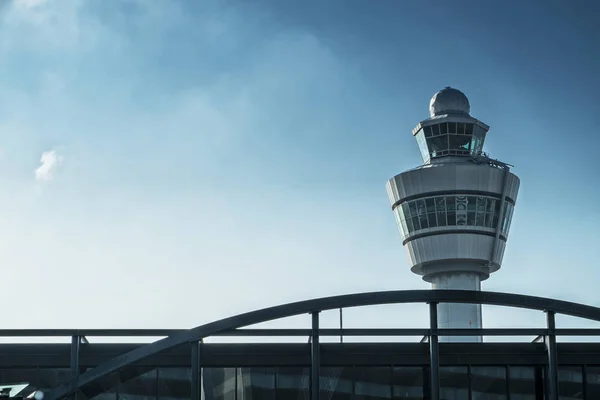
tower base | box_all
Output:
[428,272,483,343]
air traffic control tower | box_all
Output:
[386,87,520,342]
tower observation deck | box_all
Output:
[386,87,520,342]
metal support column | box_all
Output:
[429,302,440,400]
[191,340,202,400]
[546,311,559,400]
[339,308,343,343]
[311,312,321,400]
[70,335,81,400]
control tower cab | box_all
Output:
[386,87,520,342]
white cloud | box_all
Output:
[34,149,63,182]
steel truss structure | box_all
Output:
[4,290,600,400]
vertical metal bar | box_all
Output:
[429,302,440,400]
[339,308,343,343]
[191,341,201,400]
[546,311,559,400]
[311,312,320,400]
[70,335,80,400]
[505,365,511,400]
[582,365,587,400]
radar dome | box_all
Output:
[429,87,470,117]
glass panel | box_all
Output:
[321,367,352,400]
[204,368,236,400]
[471,366,507,400]
[405,216,415,234]
[455,195,468,226]
[447,211,456,226]
[117,368,157,400]
[446,196,456,211]
[0,369,71,398]
[427,135,449,158]
[402,203,411,219]
[424,125,433,138]
[440,367,468,400]
[158,368,190,400]
[586,366,600,399]
[440,123,448,134]
[457,122,466,134]
[447,122,457,134]
[470,125,487,155]
[411,216,421,231]
[448,135,471,152]
[391,367,424,400]
[467,196,477,212]
[276,367,309,400]
[236,367,275,400]
[508,366,537,400]
[432,124,440,135]
[355,367,391,400]
[558,366,582,400]
[465,123,474,135]
[415,131,431,164]
[409,202,418,218]
[427,213,437,228]
[425,198,436,214]
[475,197,486,227]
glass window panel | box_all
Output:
[470,125,487,155]
[405,216,415,233]
[437,211,447,226]
[204,368,236,400]
[427,213,437,228]
[455,196,468,226]
[409,202,418,218]
[427,135,449,157]
[486,198,495,213]
[432,124,440,135]
[354,367,391,400]
[440,367,468,400]
[276,367,309,399]
[416,200,426,215]
[508,366,537,400]
[402,203,411,219]
[471,366,507,400]
[558,366,582,400]
[425,198,436,214]
[321,367,353,400]
[158,368,190,400]
[446,196,456,211]
[435,197,446,213]
[419,214,429,229]
[440,123,448,134]
[447,211,456,226]
[475,197,486,226]
[392,367,423,400]
[447,122,457,134]
[415,131,430,164]
[457,122,466,134]
[424,125,433,138]
[117,368,157,400]
[586,366,600,399]
[236,367,276,400]
[411,216,421,231]
[0,369,71,398]
[449,135,471,152]
[467,196,477,212]
[465,123,474,135]
[467,211,476,226]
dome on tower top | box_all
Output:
[429,87,470,117]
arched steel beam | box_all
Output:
[44,289,600,400]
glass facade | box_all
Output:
[6,365,600,400]
[393,194,514,240]
[415,122,487,162]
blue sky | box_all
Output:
[0,0,599,339]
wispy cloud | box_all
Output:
[34,149,62,182]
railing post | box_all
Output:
[429,302,440,400]
[546,311,559,400]
[191,340,202,400]
[311,312,321,400]
[70,335,81,400]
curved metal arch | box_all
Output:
[45,289,600,400]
